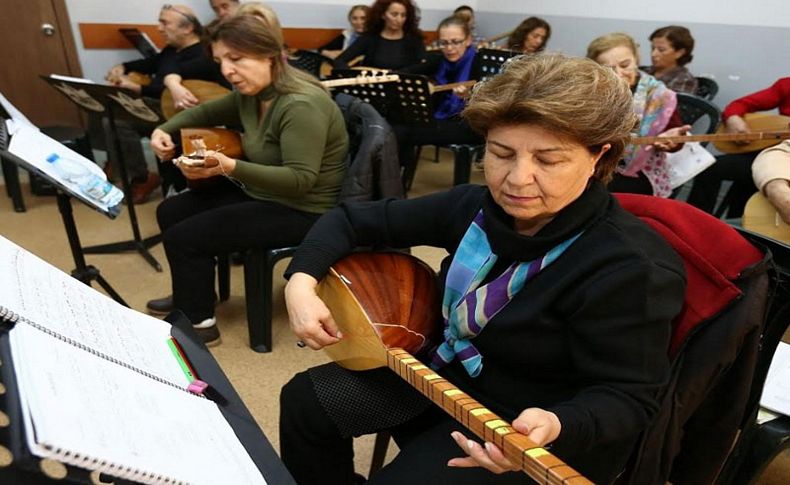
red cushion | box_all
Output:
[615,194,764,357]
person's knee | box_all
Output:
[156,195,193,232]
[280,371,318,420]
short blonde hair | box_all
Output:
[586,32,640,65]
[237,2,284,46]
[463,53,637,183]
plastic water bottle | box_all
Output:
[46,153,124,207]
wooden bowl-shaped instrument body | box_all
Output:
[317,252,441,371]
[179,127,243,159]
[161,80,230,119]
[714,113,790,154]
[742,192,790,243]
[179,127,243,190]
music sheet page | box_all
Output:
[0,235,188,387]
[761,342,790,416]
[10,323,266,485]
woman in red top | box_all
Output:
[687,78,790,217]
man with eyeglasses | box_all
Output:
[103,4,228,203]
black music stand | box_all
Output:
[387,72,434,125]
[1,122,127,306]
[0,310,295,484]
[477,48,521,80]
[119,28,159,59]
[330,69,396,118]
[41,76,163,272]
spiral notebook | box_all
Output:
[0,236,266,485]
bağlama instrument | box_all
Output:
[316,251,592,484]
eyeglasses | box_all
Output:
[437,39,467,49]
[162,4,199,26]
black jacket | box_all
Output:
[123,43,228,99]
[287,182,687,483]
[334,93,403,203]
[333,33,425,70]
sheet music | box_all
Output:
[0,90,37,135]
[760,342,790,416]
[0,236,187,387]
[11,323,266,485]
[140,32,160,53]
[8,124,120,214]
[49,73,95,84]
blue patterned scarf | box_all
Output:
[430,210,582,377]
[433,47,476,120]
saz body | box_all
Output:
[317,252,592,484]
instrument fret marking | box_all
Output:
[460,400,484,430]
[412,366,428,394]
[469,410,497,438]
[547,464,578,483]
[441,388,463,414]
[483,419,511,443]
[426,378,450,404]
[453,397,472,425]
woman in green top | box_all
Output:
[146,13,349,345]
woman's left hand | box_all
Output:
[651,124,692,152]
[170,84,200,110]
[453,84,471,98]
[178,151,235,179]
[447,407,561,473]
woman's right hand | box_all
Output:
[105,64,125,84]
[285,272,343,350]
[150,129,176,160]
[725,115,752,145]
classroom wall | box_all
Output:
[63,0,465,82]
[63,0,789,110]
[474,1,790,110]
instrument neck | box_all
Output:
[386,349,591,484]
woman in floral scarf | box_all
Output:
[588,32,690,197]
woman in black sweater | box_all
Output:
[333,0,425,70]
[397,15,485,189]
[281,53,686,484]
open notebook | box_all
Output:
[0,235,266,485]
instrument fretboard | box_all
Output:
[631,130,790,145]
[386,348,592,484]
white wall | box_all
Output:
[478,0,790,28]
[64,0,468,81]
[62,0,790,110]
[64,0,215,81]
[473,1,790,111]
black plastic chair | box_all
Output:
[695,76,719,101]
[676,92,721,147]
[715,228,790,484]
[288,50,332,79]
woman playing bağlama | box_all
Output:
[145,14,348,344]
[587,32,691,197]
[279,53,686,485]
[644,25,698,95]
[333,0,425,71]
[319,4,370,60]
[507,16,551,54]
[396,15,485,188]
